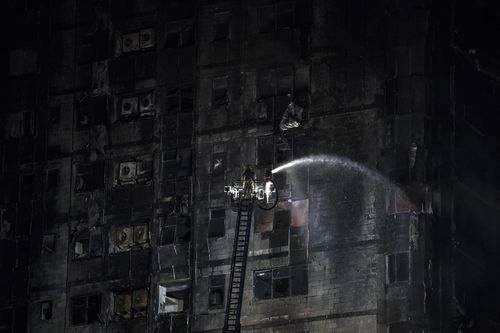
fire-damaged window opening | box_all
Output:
[73,228,102,260]
[3,111,36,139]
[213,11,231,41]
[20,174,34,202]
[212,76,229,105]
[166,87,194,114]
[48,106,60,126]
[160,216,190,246]
[386,252,410,284]
[164,20,194,48]
[259,2,294,33]
[16,239,30,268]
[42,234,56,254]
[208,208,225,238]
[47,169,59,191]
[112,289,148,320]
[270,209,291,248]
[257,136,274,167]
[0,307,27,332]
[121,28,155,53]
[75,161,104,193]
[70,294,101,326]
[117,159,153,185]
[112,222,150,252]
[258,67,294,99]
[254,265,307,300]
[209,275,226,309]
[75,96,107,129]
[118,91,155,119]
[158,284,190,325]
[40,300,53,320]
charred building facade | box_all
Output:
[1,0,500,332]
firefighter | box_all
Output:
[241,165,256,199]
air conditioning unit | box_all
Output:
[140,28,155,49]
[114,293,132,319]
[116,226,134,248]
[139,92,155,114]
[134,224,149,244]
[121,97,138,116]
[122,32,140,53]
[119,161,137,183]
[132,289,148,311]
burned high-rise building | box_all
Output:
[1,0,500,332]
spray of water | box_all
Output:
[272,154,392,187]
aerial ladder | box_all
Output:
[222,166,278,333]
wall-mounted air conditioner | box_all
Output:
[120,97,138,116]
[119,161,137,183]
[115,226,134,248]
[140,29,155,49]
[139,92,154,114]
[134,224,149,244]
[122,32,140,53]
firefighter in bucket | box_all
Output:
[241,165,256,199]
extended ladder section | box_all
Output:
[223,199,254,333]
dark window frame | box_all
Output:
[208,275,226,309]
[40,300,53,320]
[73,228,103,260]
[386,252,410,284]
[213,11,231,41]
[208,208,226,239]
[70,294,101,326]
[254,265,308,300]
[212,76,229,105]
[160,216,191,246]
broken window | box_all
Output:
[254,270,271,300]
[259,3,294,33]
[213,11,230,41]
[160,216,190,246]
[0,306,27,332]
[165,21,194,48]
[254,265,307,300]
[49,106,60,126]
[387,252,410,284]
[208,208,225,238]
[257,136,274,166]
[19,174,34,202]
[47,169,59,191]
[70,294,101,325]
[73,228,102,260]
[113,289,148,320]
[212,76,228,105]
[16,239,30,268]
[40,300,53,320]
[117,159,153,185]
[270,209,290,248]
[273,267,290,298]
[42,234,56,254]
[112,222,150,252]
[3,111,36,139]
[76,96,107,128]
[258,67,294,99]
[209,275,225,309]
[75,161,104,193]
